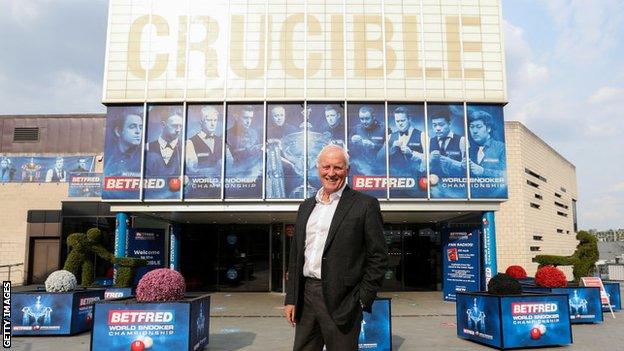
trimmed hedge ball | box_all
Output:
[535,265,568,288]
[136,268,186,302]
[45,270,78,292]
[487,273,522,295]
[505,265,528,279]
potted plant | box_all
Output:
[10,270,105,336]
[90,268,210,351]
[457,273,573,349]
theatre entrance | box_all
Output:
[180,224,270,292]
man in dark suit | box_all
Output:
[145,112,183,177]
[284,144,388,351]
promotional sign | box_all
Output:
[456,294,502,348]
[348,103,387,198]
[481,212,497,290]
[307,103,346,195]
[103,105,144,200]
[467,104,508,199]
[552,287,603,323]
[104,288,134,300]
[602,282,621,311]
[0,155,95,184]
[127,228,165,284]
[384,104,427,198]
[11,290,103,335]
[144,105,184,200]
[68,172,102,197]
[224,104,264,199]
[90,295,210,351]
[442,228,481,301]
[184,104,224,199]
[358,298,392,351]
[500,294,572,349]
[427,104,467,199]
[265,103,305,199]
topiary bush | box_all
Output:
[487,273,522,295]
[45,270,78,292]
[535,265,568,288]
[505,265,528,279]
[63,228,113,287]
[533,230,599,282]
[113,257,148,288]
[136,268,186,302]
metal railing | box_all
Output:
[0,263,23,282]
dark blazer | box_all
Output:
[285,186,388,331]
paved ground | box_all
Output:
[8,290,624,350]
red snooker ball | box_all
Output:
[418,177,428,190]
[131,340,145,351]
[530,327,541,340]
[168,177,181,192]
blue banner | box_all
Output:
[384,104,427,198]
[358,298,391,351]
[456,293,502,348]
[127,228,165,284]
[427,104,467,199]
[552,287,603,323]
[184,104,224,199]
[481,211,497,290]
[0,155,94,183]
[68,172,102,197]
[225,104,264,199]
[348,103,387,198]
[603,282,622,311]
[103,105,144,199]
[467,105,508,199]
[307,103,346,195]
[442,228,481,301]
[144,105,184,200]
[265,103,305,199]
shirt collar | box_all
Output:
[438,131,455,141]
[315,182,347,204]
[158,137,178,149]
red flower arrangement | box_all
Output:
[505,265,528,279]
[535,265,567,288]
[136,268,186,302]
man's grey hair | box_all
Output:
[316,144,350,168]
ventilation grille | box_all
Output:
[13,127,40,142]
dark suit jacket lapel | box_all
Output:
[297,198,316,249]
[323,186,356,254]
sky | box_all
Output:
[0,0,622,230]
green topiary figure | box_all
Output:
[64,228,113,287]
[113,257,148,288]
[533,230,599,282]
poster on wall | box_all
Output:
[102,105,144,200]
[0,155,95,184]
[184,104,224,199]
[143,105,184,200]
[224,104,264,199]
[427,104,467,199]
[442,228,481,301]
[68,173,102,197]
[347,103,386,198]
[127,228,165,284]
[307,103,346,195]
[467,105,508,199]
[265,103,305,199]
[384,104,427,198]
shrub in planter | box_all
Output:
[136,268,186,302]
[535,265,567,288]
[45,270,78,292]
[488,273,522,295]
[112,257,147,288]
[533,230,598,282]
[505,265,527,279]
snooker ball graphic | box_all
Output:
[418,177,428,190]
[530,324,546,340]
[134,336,153,350]
[130,340,145,351]
[429,173,439,186]
[168,177,181,192]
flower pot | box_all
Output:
[456,292,573,349]
[11,288,105,335]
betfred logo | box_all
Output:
[104,177,140,190]
[108,310,174,324]
[352,176,416,190]
[511,303,558,315]
[79,297,101,306]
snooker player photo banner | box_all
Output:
[102,105,145,200]
[265,103,305,199]
[347,103,387,198]
[143,105,184,200]
[224,104,264,199]
[385,103,427,198]
[427,103,468,199]
[306,103,346,196]
[466,104,508,199]
[184,104,225,200]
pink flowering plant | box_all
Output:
[136,268,186,302]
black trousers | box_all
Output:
[293,279,361,351]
